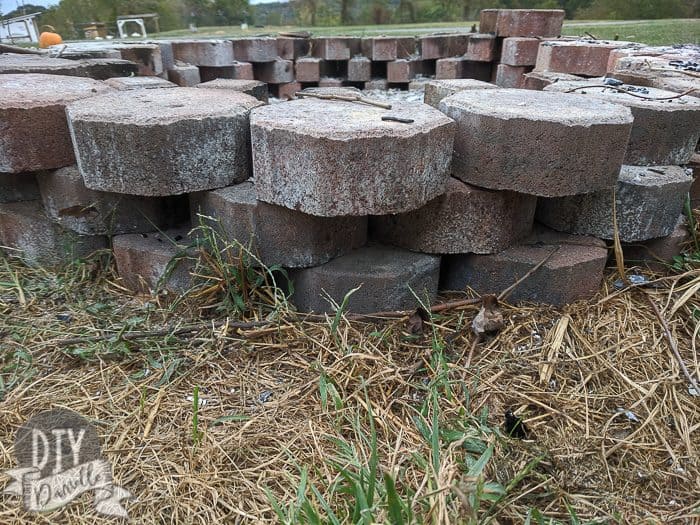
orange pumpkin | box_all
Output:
[39,26,63,48]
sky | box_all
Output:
[1,0,279,13]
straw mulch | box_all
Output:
[0,228,699,523]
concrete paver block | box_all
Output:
[190,181,367,268]
[689,153,700,208]
[171,39,234,67]
[290,245,441,313]
[419,34,470,59]
[276,81,303,100]
[254,59,294,84]
[311,37,360,60]
[168,63,201,86]
[295,57,322,82]
[104,76,176,90]
[0,200,107,267]
[622,218,689,271]
[67,88,263,196]
[196,78,268,102]
[251,98,455,216]
[113,228,194,293]
[537,165,694,242]
[500,37,540,66]
[544,81,700,166]
[347,56,371,82]
[495,64,531,88]
[424,79,496,108]
[535,39,636,77]
[441,227,607,306]
[371,177,536,254]
[0,53,137,79]
[0,74,113,174]
[439,88,633,197]
[232,37,279,63]
[36,165,188,235]
[522,70,585,90]
[480,9,565,38]
[387,59,421,83]
[465,34,498,62]
[0,173,40,203]
[277,36,310,60]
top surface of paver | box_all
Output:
[0,73,112,108]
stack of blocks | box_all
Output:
[1,8,699,314]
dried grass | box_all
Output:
[0,221,699,523]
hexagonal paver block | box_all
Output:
[67,88,264,196]
[0,74,113,174]
[544,81,700,166]
[536,165,693,242]
[441,227,608,306]
[371,178,536,254]
[0,200,108,267]
[36,165,188,235]
[104,76,176,90]
[439,89,633,197]
[190,181,367,268]
[196,78,269,102]
[0,173,40,204]
[113,228,195,293]
[251,99,455,216]
[622,217,689,271]
[289,245,441,313]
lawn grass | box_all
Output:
[153,18,700,45]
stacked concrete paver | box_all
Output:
[1,8,699,312]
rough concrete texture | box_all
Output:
[251,98,455,216]
[361,36,416,61]
[544,81,700,166]
[522,70,586,90]
[387,59,422,83]
[67,88,264,196]
[364,78,388,90]
[289,245,441,313]
[196,78,268,102]
[419,34,470,60]
[232,37,279,63]
[0,200,107,267]
[465,34,498,62]
[479,9,565,37]
[171,39,234,67]
[36,165,188,235]
[0,173,40,203]
[311,37,360,60]
[424,79,497,108]
[0,74,113,174]
[689,153,700,208]
[621,217,689,271]
[439,88,633,197]
[537,165,693,242]
[113,228,194,293]
[168,63,201,86]
[198,62,255,82]
[0,53,138,79]
[348,56,372,82]
[500,37,540,66]
[295,57,322,82]
[495,64,531,88]
[104,76,176,90]
[277,81,303,100]
[190,181,367,268]
[435,58,465,79]
[254,59,294,84]
[441,226,608,306]
[301,86,362,97]
[318,77,344,88]
[535,39,636,77]
[371,177,536,254]
[277,36,310,60]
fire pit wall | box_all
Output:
[1,8,699,312]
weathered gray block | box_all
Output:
[36,165,187,235]
[104,76,177,90]
[171,40,234,67]
[621,217,689,271]
[0,74,113,174]
[441,227,608,306]
[196,78,268,102]
[0,200,107,267]
[424,79,496,108]
[168,63,201,86]
[371,178,536,254]
[0,53,139,79]
[277,36,310,60]
[190,181,367,268]
[544,81,700,166]
[537,165,693,242]
[232,37,279,63]
[251,99,455,216]
[254,59,294,84]
[348,56,371,82]
[310,37,360,60]
[480,9,565,38]
[290,245,441,313]
[113,228,194,293]
[67,88,263,196]
[439,89,633,197]
[295,57,322,82]
[0,173,40,203]
[500,37,540,66]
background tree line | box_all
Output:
[1,0,697,36]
